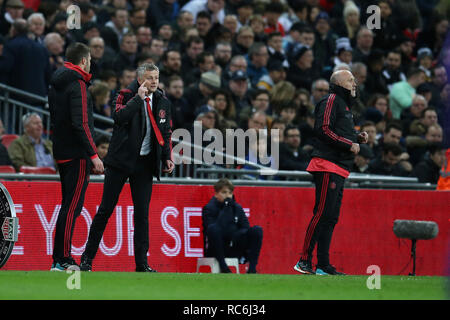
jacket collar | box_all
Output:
[64,62,92,82]
[329,83,353,106]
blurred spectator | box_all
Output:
[390,68,426,119]
[397,35,415,74]
[365,49,389,96]
[209,89,238,132]
[117,67,137,93]
[360,121,378,157]
[173,10,194,41]
[429,65,448,108]
[276,102,297,126]
[8,113,55,172]
[352,143,373,173]
[335,0,360,42]
[0,118,13,166]
[195,10,212,42]
[246,42,269,87]
[368,142,410,177]
[184,71,221,124]
[214,41,232,70]
[416,47,434,81]
[248,14,266,43]
[407,123,444,166]
[270,80,295,117]
[222,54,247,88]
[351,62,369,105]
[157,22,177,50]
[147,37,165,63]
[263,1,285,36]
[382,49,406,91]
[136,26,152,51]
[232,25,254,56]
[363,93,390,132]
[352,27,374,65]
[410,107,438,137]
[112,32,138,73]
[286,43,317,89]
[372,0,402,51]
[401,95,427,136]
[44,32,65,73]
[104,8,129,47]
[182,0,225,25]
[437,83,450,148]
[159,49,182,85]
[184,51,217,85]
[223,14,238,37]
[269,117,287,144]
[313,12,337,69]
[0,19,51,104]
[27,12,45,44]
[239,89,270,128]
[416,12,449,58]
[235,0,253,28]
[257,58,286,91]
[227,70,251,115]
[436,148,450,190]
[322,37,352,79]
[129,8,147,34]
[95,135,110,162]
[279,0,308,32]
[181,35,204,77]
[266,32,288,67]
[89,81,112,131]
[247,110,267,133]
[166,75,188,129]
[279,125,310,171]
[89,37,111,80]
[412,143,447,183]
[310,78,329,106]
[0,0,24,35]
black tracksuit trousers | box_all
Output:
[53,158,91,261]
[300,171,345,267]
[82,154,153,266]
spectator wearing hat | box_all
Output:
[313,12,338,72]
[322,37,352,80]
[0,19,51,107]
[27,12,45,45]
[286,43,318,90]
[416,47,434,81]
[0,0,24,35]
[335,0,360,42]
[257,59,286,91]
[44,32,65,73]
[352,143,374,173]
[246,42,269,88]
[390,68,426,119]
[227,70,251,115]
[183,71,221,125]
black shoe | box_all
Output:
[294,260,315,275]
[79,256,93,272]
[136,264,157,272]
[316,264,346,275]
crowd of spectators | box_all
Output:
[0,0,449,184]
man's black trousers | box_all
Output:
[300,171,345,267]
[205,224,263,271]
[83,154,154,266]
[53,158,91,261]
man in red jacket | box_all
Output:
[48,42,104,271]
[294,70,368,275]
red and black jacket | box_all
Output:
[104,80,173,179]
[310,84,358,172]
[48,62,98,162]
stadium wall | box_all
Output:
[2,181,449,275]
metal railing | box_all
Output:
[0,83,113,137]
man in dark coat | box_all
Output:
[0,19,51,102]
[294,70,368,275]
[279,125,310,171]
[48,42,104,271]
[81,63,174,272]
[412,144,446,184]
[202,178,263,273]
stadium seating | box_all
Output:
[19,166,57,174]
[1,134,19,148]
[0,165,16,173]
